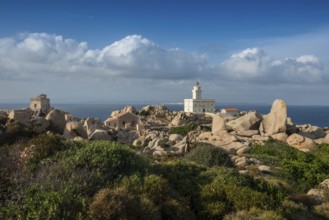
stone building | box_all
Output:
[104,112,140,130]
[184,82,215,114]
[29,94,51,114]
[220,108,240,116]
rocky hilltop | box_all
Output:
[2,99,329,167]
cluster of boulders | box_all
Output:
[2,100,329,167]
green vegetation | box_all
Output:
[185,143,234,167]
[249,142,329,193]
[169,123,197,136]
[1,130,329,219]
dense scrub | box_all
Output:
[249,142,329,193]
[1,132,329,219]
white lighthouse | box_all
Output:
[192,81,202,99]
[184,82,215,114]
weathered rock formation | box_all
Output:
[45,109,67,134]
[83,118,102,138]
[205,113,225,133]
[226,111,262,132]
[8,109,34,126]
[89,129,111,141]
[260,99,287,136]
[63,121,88,140]
[286,133,317,151]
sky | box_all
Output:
[0,0,329,105]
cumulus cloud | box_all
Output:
[0,33,208,81]
[0,33,327,85]
[218,48,326,84]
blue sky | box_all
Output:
[0,0,329,105]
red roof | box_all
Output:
[223,108,239,111]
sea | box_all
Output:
[1,103,329,128]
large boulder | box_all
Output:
[31,117,50,131]
[271,132,288,142]
[323,133,329,144]
[172,137,189,154]
[286,133,317,151]
[307,179,329,203]
[89,129,111,141]
[8,109,33,126]
[117,130,139,144]
[84,118,102,138]
[226,111,262,132]
[260,99,287,136]
[63,121,88,140]
[298,125,326,140]
[45,109,66,134]
[205,113,225,133]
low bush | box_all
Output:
[0,122,35,145]
[185,143,233,167]
[25,133,65,171]
[90,186,159,220]
[249,143,329,192]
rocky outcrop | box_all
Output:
[89,129,111,141]
[169,112,198,127]
[205,113,225,133]
[260,99,287,136]
[45,109,66,134]
[117,130,139,144]
[122,106,137,114]
[63,121,88,140]
[298,125,326,140]
[286,133,317,151]
[140,105,172,118]
[172,136,189,154]
[83,118,102,138]
[31,117,50,132]
[197,130,247,154]
[226,112,262,132]
[271,132,288,142]
[8,109,33,126]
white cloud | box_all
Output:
[220,48,270,79]
[0,33,327,86]
[218,48,326,84]
[0,33,208,81]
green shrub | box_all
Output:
[15,185,87,220]
[25,133,64,171]
[62,141,149,196]
[224,208,283,220]
[139,109,151,117]
[143,174,169,204]
[90,186,159,220]
[169,123,197,136]
[185,143,234,167]
[249,143,329,192]
[160,198,194,220]
[0,122,35,145]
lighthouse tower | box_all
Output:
[184,81,215,114]
[192,81,202,99]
